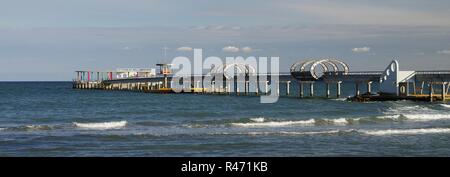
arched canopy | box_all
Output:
[209,63,256,79]
[290,58,349,80]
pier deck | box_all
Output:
[73,60,450,102]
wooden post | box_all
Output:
[447,83,450,95]
[420,81,425,94]
[355,82,360,96]
[430,83,434,102]
[299,82,304,98]
[276,82,280,96]
[265,81,269,95]
[309,82,314,97]
[245,81,249,95]
[236,82,240,96]
[367,81,372,94]
[286,81,290,96]
[255,81,259,95]
[336,81,341,98]
[325,83,330,98]
[442,83,446,102]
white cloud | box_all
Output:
[123,46,131,50]
[437,49,450,54]
[222,46,240,53]
[176,46,193,52]
[352,47,371,53]
[241,46,253,53]
[414,52,425,56]
[231,26,241,30]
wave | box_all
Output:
[249,117,265,123]
[73,121,127,130]
[360,128,450,136]
[24,125,53,131]
[377,114,402,120]
[332,98,348,101]
[210,130,343,136]
[231,119,315,127]
[321,118,358,126]
[381,105,450,122]
[402,114,450,121]
[213,128,450,137]
[231,117,362,128]
[0,124,55,132]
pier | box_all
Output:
[73,59,450,102]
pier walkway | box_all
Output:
[73,59,450,102]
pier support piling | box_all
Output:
[367,81,372,94]
[299,82,304,98]
[265,81,269,95]
[336,81,341,98]
[355,83,360,96]
[430,83,434,102]
[286,81,291,96]
[255,81,259,95]
[442,83,446,102]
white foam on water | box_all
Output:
[73,121,127,130]
[231,119,315,127]
[249,117,265,123]
[382,104,450,122]
[0,128,5,131]
[332,98,347,101]
[211,130,341,136]
[23,125,53,131]
[402,114,450,121]
[360,128,450,136]
[377,114,401,120]
[324,118,349,125]
[440,104,450,108]
[278,130,341,135]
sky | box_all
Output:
[1,0,450,81]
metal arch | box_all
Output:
[299,60,317,72]
[290,59,314,73]
[310,60,330,79]
[290,58,350,80]
[209,63,256,79]
[319,59,339,72]
[327,59,349,73]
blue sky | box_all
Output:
[1,0,450,80]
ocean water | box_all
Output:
[1,81,450,156]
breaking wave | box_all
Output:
[73,121,127,130]
[231,119,316,127]
[249,117,265,123]
[360,128,450,136]
[0,124,55,131]
[401,114,450,121]
[381,105,450,122]
[440,104,450,108]
[210,130,343,136]
[230,117,361,127]
[321,118,358,125]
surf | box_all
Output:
[73,121,127,130]
[360,128,450,136]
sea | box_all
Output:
[1,81,450,156]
